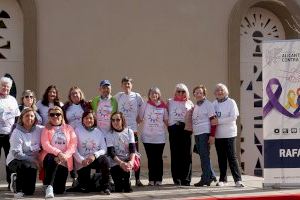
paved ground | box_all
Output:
[1,171,300,199]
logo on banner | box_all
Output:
[263,78,300,118]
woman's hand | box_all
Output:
[57,152,67,163]
[208,136,215,145]
[120,161,132,172]
[211,118,218,126]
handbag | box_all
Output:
[132,152,141,172]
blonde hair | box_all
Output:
[174,83,190,99]
[20,90,37,111]
[18,107,38,127]
[47,106,65,125]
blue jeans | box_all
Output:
[195,133,216,182]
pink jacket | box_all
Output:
[39,124,77,171]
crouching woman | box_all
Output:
[6,108,43,198]
[107,112,136,193]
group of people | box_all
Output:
[0,75,244,199]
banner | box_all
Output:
[263,40,300,187]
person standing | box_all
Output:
[7,108,43,198]
[115,76,144,186]
[37,85,63,125]
[167,83,193,186]
[91,80,118,137]
[213,83,244,187]
[18,90,42,124]
[0,76,21,188]
[139,87,168,186]
[192,85,217,187]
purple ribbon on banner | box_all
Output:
[263,78,300,118]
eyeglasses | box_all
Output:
[49,113,62,117]
[24,95,33,99]
[111,118,121,122]
[176,90,186,94]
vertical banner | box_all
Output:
[263,40,300,187]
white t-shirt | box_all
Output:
[50,126,68,152]
[37,100,63,125]
[212,98,239,138]
[0,95,20,134]
[73,125,107,170]
[192,99,215,135]
[140,102,168,143]
[168,99,194,126]
[106,128,135,167]
[6,125,43,165]
[96,99,113,132]
[115,92,144,132]
[65,104,84,129]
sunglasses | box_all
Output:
[176,90,186,94]
[24,95,33,99]
[49,113,62,117]
[111,118,121,122]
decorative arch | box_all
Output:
[228,0,300,176]
[17,0,37,92]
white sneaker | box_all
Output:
[45,185,54,198]
[216,181,227,186]
[155,181,162,186]
[14,192,24,199]
[235,181,245,187]
[148,181,154,186]
[10,173,17,193]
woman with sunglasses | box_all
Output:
[167,83,194,186]
[139,87,168,186]
[40,106,77,198]
[18,90,42,124]
[37,85,63,125]
[6,108,43,198]
[73,110,110,194]
[106,112,136,193]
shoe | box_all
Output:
[124,188,133,193]
[194,180,211,187]
[212,177,217,182]
[10,173,17,193]
[155,181,162,186]
[103,188,111,195]
[14,192,24,199]
[174,180,181,185]
[136,180,144,187]
[235,181,245,187]
[148,181,154,186]
[216,181,227,187]
[45,185,54,198]
[72,178,79,188]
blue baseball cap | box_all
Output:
[100,80,111,87]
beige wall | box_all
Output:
[33,0,237,170]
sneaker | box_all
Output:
[216,181,227,187]
[136,180,144,187]
[14,192,24,199]
[235,181,245,187]
[155,181,162,186]
[103,188,111,195]
[10,173,17,193]
[45,185,54,198]
[148,181,154,186]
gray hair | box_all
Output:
[175,83,190,99]
[215,83,229,97]
[0,77,12,88]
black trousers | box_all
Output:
[77,155,110,190]
[0,134,12,183]
[215,137,242,182]
[8,159,37,195]
[143,143,165,182]
[43,154,69,194]
[134,133,141,181]
[110,165,131,192]
[168,123,192,185]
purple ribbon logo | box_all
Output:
[263,78,300,118]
